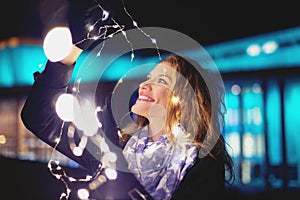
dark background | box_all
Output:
[1,0,300,46]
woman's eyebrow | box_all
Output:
[147,73,171,79]
[158,73,172,81]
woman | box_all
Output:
[21,44,234,199]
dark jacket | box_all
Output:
[21,60,225,200]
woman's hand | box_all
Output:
[60,44,83,66]
[43,26,83,66]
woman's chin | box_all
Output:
[131,105,149,118]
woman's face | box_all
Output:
[131,62,176,119]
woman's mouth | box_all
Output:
[137,95,155,102]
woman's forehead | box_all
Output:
[151,62,174,75]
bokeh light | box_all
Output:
[43,26,72,62]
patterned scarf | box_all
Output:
[123,127,198,200]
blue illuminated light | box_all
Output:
[2,26,300,88]
[266,79,282,165]
[0,47,14,87]
[0,45,47,88]
[284,78,300,165]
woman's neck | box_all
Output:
[148,117,165,142]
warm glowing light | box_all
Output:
[89,175,107,190]
[77,188,90,200]
[87,25,94,32]
[73,146,83,156]
[74,107,99,136]
[0,134,6,144]
[43,27,73,62]
[171,96,180,104]
[106,152,117,163]
[102,10,109,21]
[105,168,117,180]
[54,137,61,143]
[54,174,62,179]
[85,175,93,181]
[55,93,79,122]
[73,104,99,136]
[69,177,76,182]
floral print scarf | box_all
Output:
[123,127,198,200]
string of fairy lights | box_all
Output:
[45,0,161,199]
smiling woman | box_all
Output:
[119,53,235,199]
[20,31,235,199]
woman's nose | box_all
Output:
[139,80,152,91]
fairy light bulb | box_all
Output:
[102,10,109,20]
[77,188,90,200]
[73,103,99,137]
[73,146,83,156]
[55,93,79,122]
[171,96,180,104]
[105,168,117,180]
[43,26,73,62]
[106,152,117,163]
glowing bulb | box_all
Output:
[151,38,157,44]
[87,25,94,32]
[69,177,76,182]
[55,93,79,122]
[106,152,117,163]
[54,174,62,179]
[73,146,83,156]
[231,84,241,95]
[43,26,73,62]
[133,20,137,26]
[89,175,107,190]
[0,134,6,144]
[102,10,109,21]
[171,96,180,104]
[54,137,61,143]
[105,168,117,180]
[77,188,89,200]
[73,104,99,136]
[85,175,93,181]
[262,41,278,54]
[246,44,261,56]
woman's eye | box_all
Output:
[158,78,167,84]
